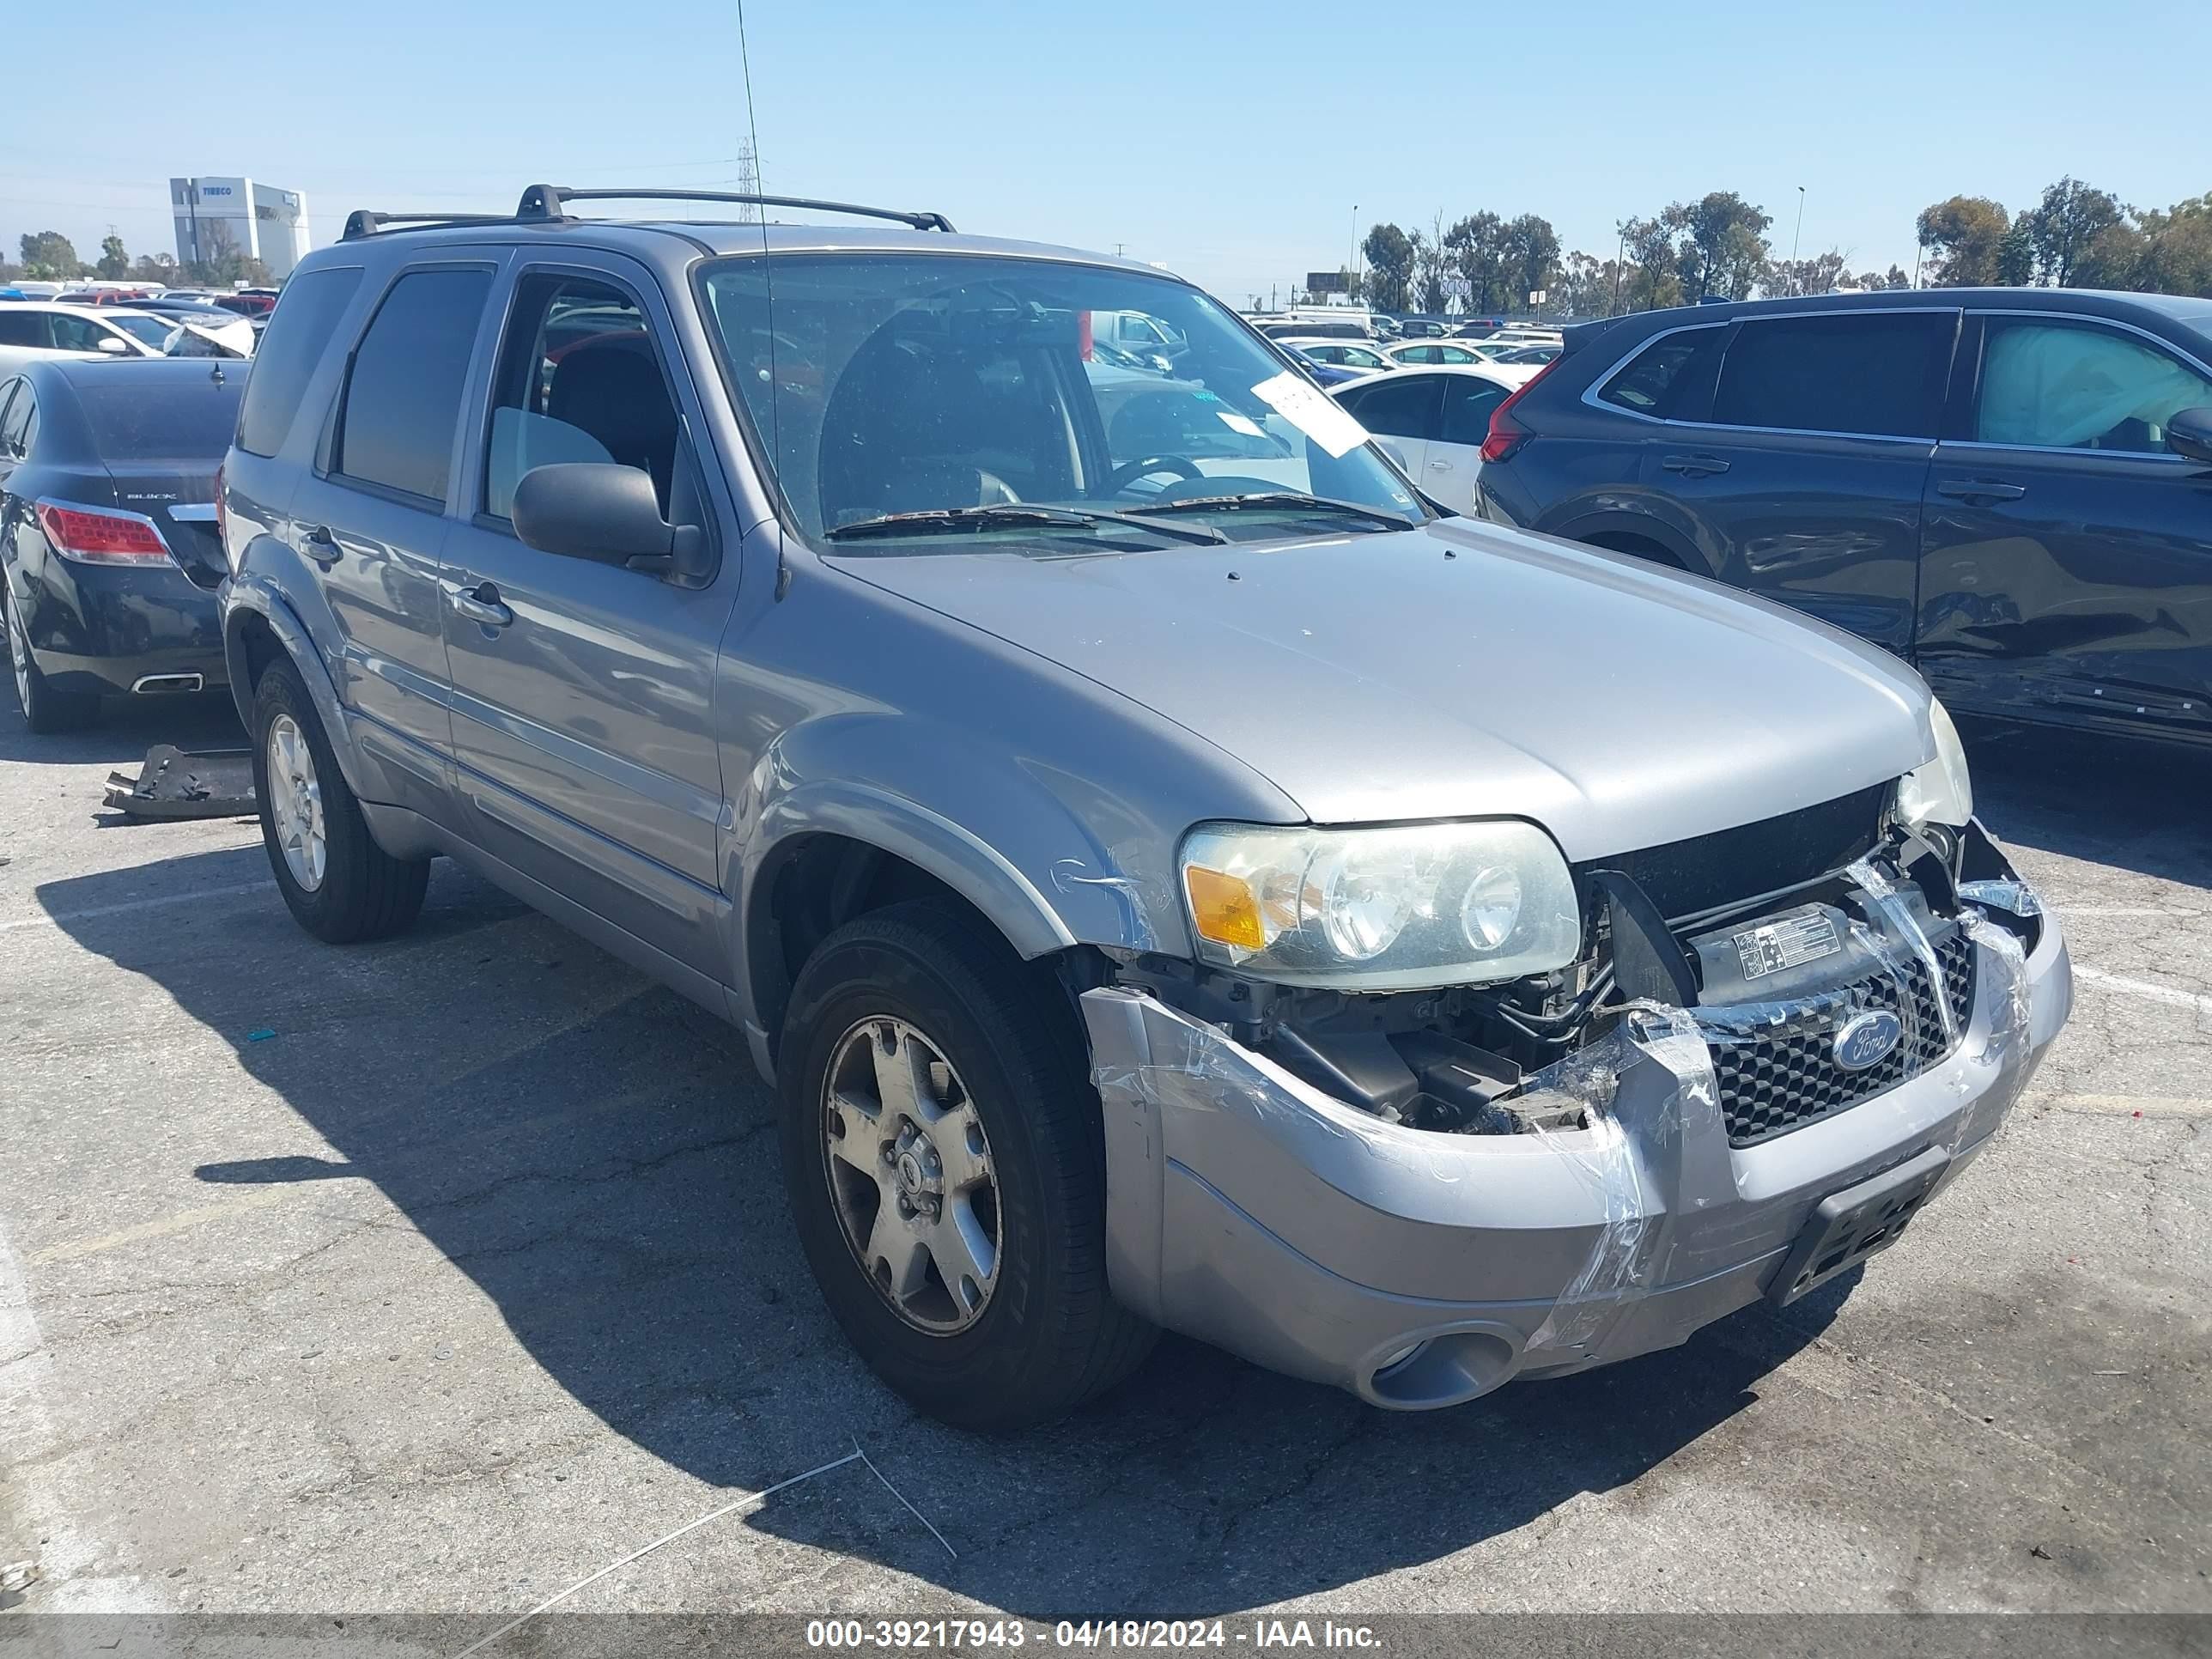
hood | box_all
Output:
[839,518,1936,860]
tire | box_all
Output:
[6,586,98,733]
[778,901,1156,1429]
[251,656,428,944]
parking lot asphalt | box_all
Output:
[2,691,2207,1626]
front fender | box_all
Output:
[736,708,1191,959]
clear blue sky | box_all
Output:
[5,0,2207,302]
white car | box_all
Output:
[1328,363,1522,514]
[1382,339,1502,368]
[1274,337,1395,374]
[0,302,251,375]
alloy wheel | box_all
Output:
[7,595,30,715]
[264,713,327,890]
[822,1016,1000,1334]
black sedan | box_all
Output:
[0,357,241,731]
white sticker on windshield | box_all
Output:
[1216,410,1266,439]
[1249,371,1370,459]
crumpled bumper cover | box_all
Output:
[1080,849,2071,1410]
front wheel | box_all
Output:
[251,657,428,943]
[778,902,1155,1429]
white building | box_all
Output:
[170,177,312,279]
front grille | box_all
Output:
[1711,930,1976,1147]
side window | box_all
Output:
[1976,320,2212,455]
[47,313,108,352]
[1339,373,1439,442]
[1439,377,1509,447]
[1596,326,1724,418]
[333,267,494,502]
[1710,313,1953,439]
[483,273,683,520]
[0,313,40,348]
[238,265,364,458]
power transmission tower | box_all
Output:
[732,141,761,220]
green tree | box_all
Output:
[2135,207,2212,296]
[1618,216,1680,311]
[1996,219,2035,285]
[1443,211,1510,312]
[1500,213,1561,307]
[2024,177,2125,286]
[1915,196,2010,286]
[1360,222,1414,313]
[18,231,84,280]
[1407,228,1448,313]
[1763,250,1848,298]
[1662,191,1771,301]
[96,234,129,280]
[131,252,180,284]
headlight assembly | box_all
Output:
[1897,697,1974,830]
[1179,819,1582,990]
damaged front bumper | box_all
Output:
[1079,852,2071,1411]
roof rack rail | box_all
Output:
[514,185,955,234]
[340,210,520,242]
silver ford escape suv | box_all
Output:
[217,186,2073,1427]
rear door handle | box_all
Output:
[1660,453,1730,477]
[1936,478,2027,502]
[443,579,514,629]
[1428,459,1452,471]
[301,526,341,566]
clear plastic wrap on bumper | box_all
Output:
[1079,860,2051,1398]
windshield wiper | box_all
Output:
[825,503,1227,545]
[1130,491,1419,531]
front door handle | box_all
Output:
[443,579,514,629]
[1428,459,1452,471]
[1661,453,1730,477]
[301,526,341,566]
[1936,478,2027,502]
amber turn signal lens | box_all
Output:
[1184,865,1266,951]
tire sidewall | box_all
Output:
[252,661,343,929]
[779,928,1082,1408]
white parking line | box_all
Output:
[0,878,276,933]
[2073,964,2212,1018]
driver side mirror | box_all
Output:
[95,337,131,355]
[2168,407,2212,466]
[512,462,710,583]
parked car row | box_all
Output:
[0,301,255,376]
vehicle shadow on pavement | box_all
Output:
[0,690,241,769]
[38,843,1861,1617]
[1962,719,2212,893]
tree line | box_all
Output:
[3,228,273,289]
[1346,176,2212,320]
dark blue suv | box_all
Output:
[1476,289,2212,748]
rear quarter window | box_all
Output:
[236,265,365,459]
[1597,326,1725,419]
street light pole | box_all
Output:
[1790,185,1806,264]
[1349,204,1359,303]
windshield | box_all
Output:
[109,313,182,351]
[699,253,1419,549]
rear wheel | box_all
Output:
[252,657,428,943]
[6,586,98,733]
[779,902,1155,1429]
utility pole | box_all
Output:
[1348,203,1359,305]
[1790,185,1806,264]
[1612,226,1626,315]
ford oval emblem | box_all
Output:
[1832,1009,1904,1072]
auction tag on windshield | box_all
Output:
[1732,908,1842,980]
[1249,371,1370,458]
